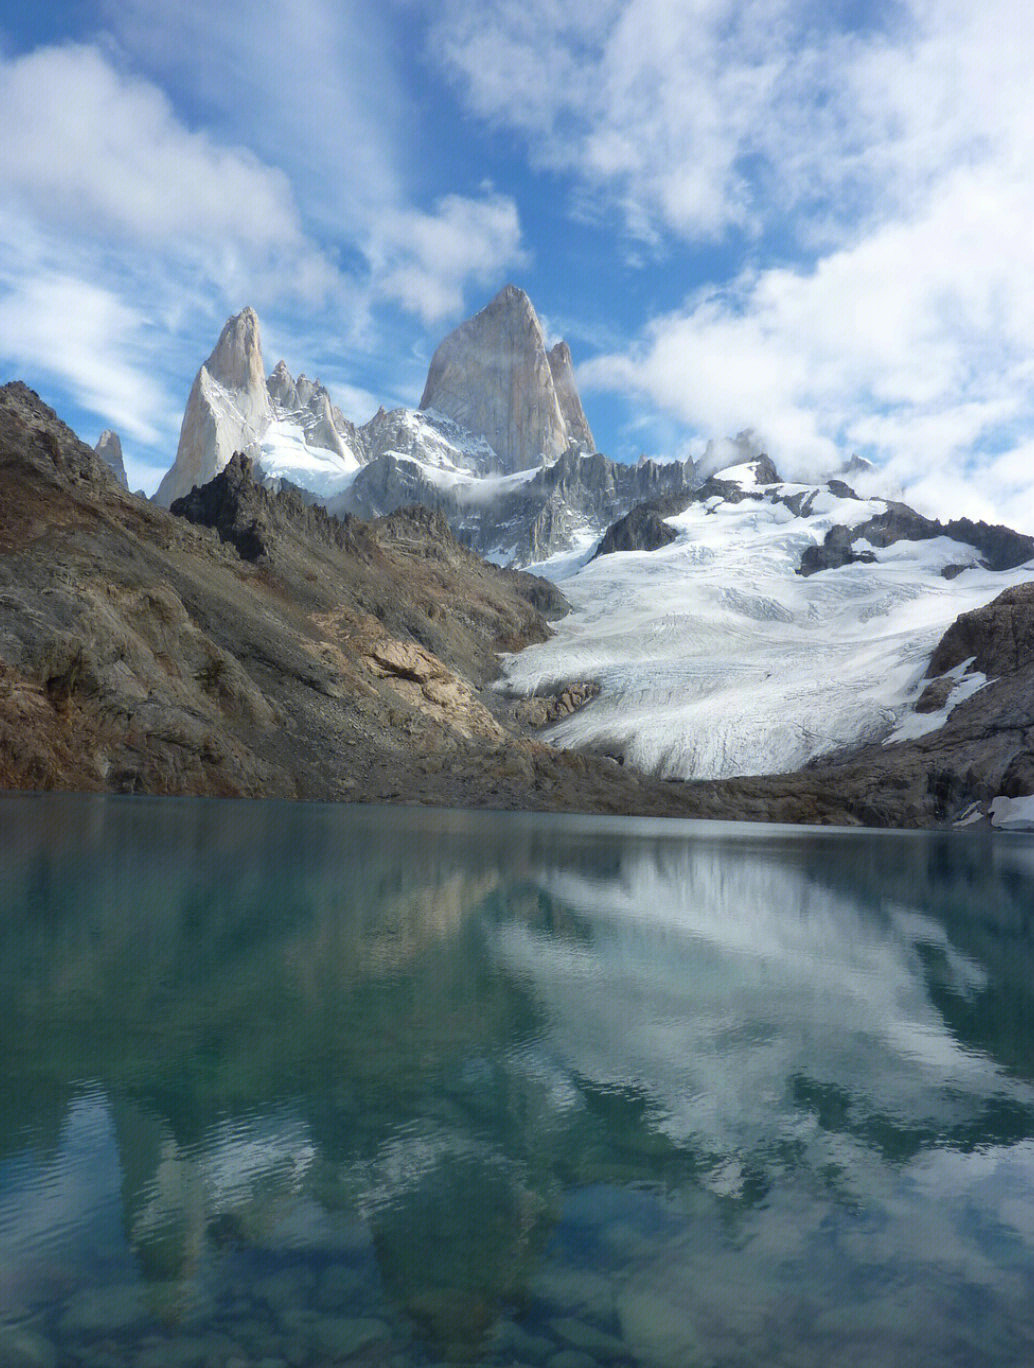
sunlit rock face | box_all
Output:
[94,429,127,488]
[547,339,595,455]
[155,311,365,507]
[155,307,273,506]
[419,284,593,473]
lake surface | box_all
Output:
[2,794,1034,1368]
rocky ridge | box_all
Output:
[154,290,693,566]
[0,381,702,814]
[7,379,1034,826]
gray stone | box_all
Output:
[254,1267,314,1313]
[420,285,576,473]
[314,1262,367,1311]
[526,1269,616,1324]
[547,1352,598,1368]
[134,1337,209,1368]
[309,1315,390,1359]
[492,1318,558,1363]
[0,1327,58,1368]
[59,1283,148,1336]
[549,1316,626,1358]
[616,1282,705,1367]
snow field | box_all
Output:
[501,481,1034,780]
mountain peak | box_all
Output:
[155,307,272,506]
[419,287,594,473]
[205,306,266,394]
[490,282,536,315]
[95,428,128,489]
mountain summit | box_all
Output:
[155,307,273,506]
[419,284,594,472]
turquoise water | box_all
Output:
[2,794,1034,1367]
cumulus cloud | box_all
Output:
[581,154,1034,523]
[431,0,1034,525]
[0,42,337,299]
[372,193,527,324]
[104,0,527,322]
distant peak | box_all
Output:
[95,428,128,489]
[206,306,265,392]
[488,282,536,318]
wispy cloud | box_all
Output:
[433,0,1034,525]
[0,13,527,483]
[103,0,527,322]
[371,193,528,324]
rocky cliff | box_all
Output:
[94,429,127,488]
[419,284,590,472]
[155,307,273,506]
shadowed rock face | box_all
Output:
[155,307,273,507]
[927,583,1034,677]
[593,495,689,558]
[799,503,1034,577]
[419,285,591,473]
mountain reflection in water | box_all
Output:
[1,794,1033,1367]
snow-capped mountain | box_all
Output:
[155,307,363,507]
[150,287,1034,799]
[155,288,694,566]
[499,457,1034,780]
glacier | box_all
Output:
[499,473,1034,781]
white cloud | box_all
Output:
[372,193,527,324]
[429,0,1034,526]
[103,0,407,229]
[104,0,527,323]
[0,26,527,482]
[581,148,1034,524]
[0,270,166,444]
[0,42,335,296]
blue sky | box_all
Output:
[2,1,1034,528]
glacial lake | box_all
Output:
[2,795,1034,1368]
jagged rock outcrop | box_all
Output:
[334,439,696,567]
[419,285,591,473]
[514,681,600,728]
[94,429,127,488]
[155,307,273,507]
[267,359,299,410]
[799,504,1034,577]
[266,361,362,466]
[594,494,689,557]
[926,582,1034,678]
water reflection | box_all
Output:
[1,795,1033,1366]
